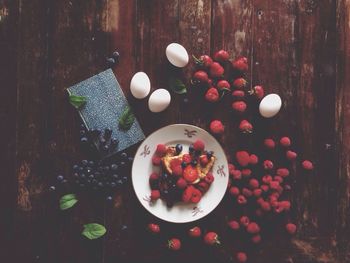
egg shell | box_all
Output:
[148,89,171,113]
[259,94,282,118]
[165,43,189,68]
[130,72,151,99]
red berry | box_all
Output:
[200,155,209,166]
[232,90,246,98]
[176,178,187,189]
[205,87,219,102]
[232,78,248,89]
[286,223,297,234]
[302,160,314,170]
[236,252,248,263]
[210,120,225,135]
[280,136,291,147]
[216,80,230,90]
[152,155,161,166]
[204,172,215,184]
[199,54,213,68]
[253,188,262,197]
[148,223,160,234]
[264,138,276,149]
[149,172,160,181]
[189,226,201,238]
[249,179,259,189]
[197,181,210,193]
[232,101,247,113]
[237,195,247,205]
[242,188,253,197]
[204,232,220,245]
[274,175,284,183]
[167,238,181,250]
[183,166,199,183]
[150,190,160,201]
[263,160,274,170]
[247,222,260,234]
[277,168,290,177]
[260,184,269,192]
[170,159,182,170]
[193,139,205,151]
[262,175,272,184]
[155,144,167,156]
[269,180,280,190]
[251,234,261,244]
[260,201,271,211]
[232,57,248,71]
[280,201,291,211]
[286,150,298,160]
[249,154,259,165]
[182,186,194,202]
[182,153,192,163]
[240,216,250,227]
[214,49,229,62]
[209,62,224,78]
[236,151,250,167]
[228,220,240,230]
[172,165,183,176]
[241,168,252,177]
[229,186,240,196]
[239,120,253,133]
[250,85,264,99]
[228,163,236,172]
[193,70,209,84]
[191,188,202,203]
[231,169,242,180]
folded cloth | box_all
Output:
[67,69,145,155]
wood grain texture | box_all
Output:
[2,0,349,262]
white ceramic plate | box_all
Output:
[132,124,229,223]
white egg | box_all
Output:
[130,72,151,99]
[148,89,171,113]
[165,43,189,68]
[259,94,282,118]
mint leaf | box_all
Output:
[82,223,106,240]
[118,106,135,131]
[169,79,187,94]
[69,94,87,109]
[59,194,78,210]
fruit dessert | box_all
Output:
[149,139,216,208]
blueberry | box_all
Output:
[112,174,119,180]
[181,162,187,168]
[189,145,194,153]
[112,51,120,61]
[111,138,119,145]
[106,196,113,202]
[111,182,116,188]
[80,137,88,143]
[88,161,95,167]
[106,57,116,67]
[122,176,128,183]
[120,152,128,160]
[206,151,213,158]
[79,130,86,136]
[85,168,92,174]
[110,164,118,171]
[161,173,168,180]
[103,145,109,151]
[175,144,183,154]
[81,160,88,166]
[191,160,198,166]
[57,175,64,181]
[49,186,56,191]
[79,166,84,172]
[116,179,123,186]
[73,165,79,171]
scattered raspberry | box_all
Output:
[253,188,262,197]
[261,184,269,192]
[147,223,160,234]
[249,179,259,189]
[204,232,221,245]
[189,226,201,238]
[176,178,187,189]
[232,101,247,113]
[197,181,210,193]
[228,163,236,173]
[239,120,253,133]
[242,188,253,197]
[229,186,240,196]
[150,190,160,201]
[232,90,245,98]
[274,175,283,183]
[236,252,248,263]
[280,201,291,211]
[249,154,259,165]
[155,144,167,156]
[251,234,262,244]
[277,168,289,177]
[264,138,276,149]
[204,172,214,184]
[200,155,209,166]
[302,160,314,170]
[286,150,298,160]
[149,172,159,181]
[231,169,242,180]
[172,165,183,176]
[232,57,248,71]
[191,188,202,203]
[280,136,291,147]
[182,186,194,202]
[237,195,247,205]
[232,78,248,89]
[286,223,297,234]
[263,160,274,170]
[182,154,192,163]
[240,216,250,227]
[228,220,240,230]
[247,222,260,234]
[209,120,225,135]
[209,62,225,78]
[260,201,271,211]
[216,79,230,90]
[262,175,272,184]
[214,49,230,62]
[269,180,280,190]
[167,238,181,251]
[193,139,205,151]
[152,155,161,166]
[236,151,250,167]
[205,87,219,102]
[241,168,252,177]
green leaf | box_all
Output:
[118,106,135,131]
[69,94,87,109]
[82,223,106,240]
[169,78,187,94]
[59,194,78,210]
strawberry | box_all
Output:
[204,232,220,245]
[147,223,160,234]
[249,85,264,99]
[189,226,201,238]
[240,216,250,227]
[280,136,291,147]
[249,179,259,189]
[150,190,160,201]
[204,172,214,184]
[209,62,224,78]
[246,222,260,234]
[176,178,187,189]
[276,168,290,177]
[152,155,161,166]
[197,181,210,193]
[229,186,240,196]
[249,154,259,165]
[210,120,225,135]
[232,78,248,89]
[302,160,314,170]
[205,87,219,102]
[232,57,248,71]
[237,195,247,205]
[216,80,230,91]
[236,151,250,167]
[172,165,183,176]
[167,238,181,251]
[237,252,248,263]
[241,168,252,177]
[155,144,167,156]
[214,49,229,62]
[193,139,205,151]
[286,223,297,235]
[286,150,298,160]
[182,186,194,202]
[228,220,240,230]
[232,101,247,113]
[182,153,192,163]
[200,155,209,166]
[193,70,209,84]
[231,169,242,180]
[191,188,202,203]
[264,138,276,149]
[198,54,213,68]
[251,234,261,244]
[239,120,253,133]
[232,90,245,98]
[183,166,199,183]
[263,160,274,170]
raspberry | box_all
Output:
[172,165,183,176]
[286,150,298,160]
[280,200,291,211]
[182,154,192,163]
[199,155,209,166]
[240,216,250,227]
[302,160,314,170]
[197,181,209,193]
[232,90,245,98]
[277,168,290,177]
[249,154,259,165]
[149,172,159,181]
[155,144,167,156]
[228,163,236,173]
[228,220,240,230]
[274,175,284,183]
[237,195,247,205]
[210,120,225,135]
[274,203,284,213]
[246,222,260,234]
[193,139,205,151]
[286,223,297,234]
[148,223,160,234]
[249,179,259,189]
[182,186,194,202]
[176,178,187,189]
[261,184,269,192]
[205,87,219,102]
[241,169,252,177]
[251,234,261,244]
[264,138,276,149]
[204,172,214,184]
[191,188,202,203]
[280,136,291,147]
[263,160,274,170]
[269,180,280,190]
[152,156,161,166]
[253,188,262,197]
[150,190,160,201]
[189,226,201,238]
[262,175,272,184]
[229,186,240,196]
[242,188,253,197]
[232,101,247,113]
[231,170,242,180]
[260,201,271,211]
[237,252,248,263]
[236,151,250,167]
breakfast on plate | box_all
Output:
[149,139,216,208]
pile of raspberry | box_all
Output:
[149,139,215,208]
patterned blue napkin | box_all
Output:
[67,69,145,154]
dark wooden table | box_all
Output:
[1,0,350,262]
